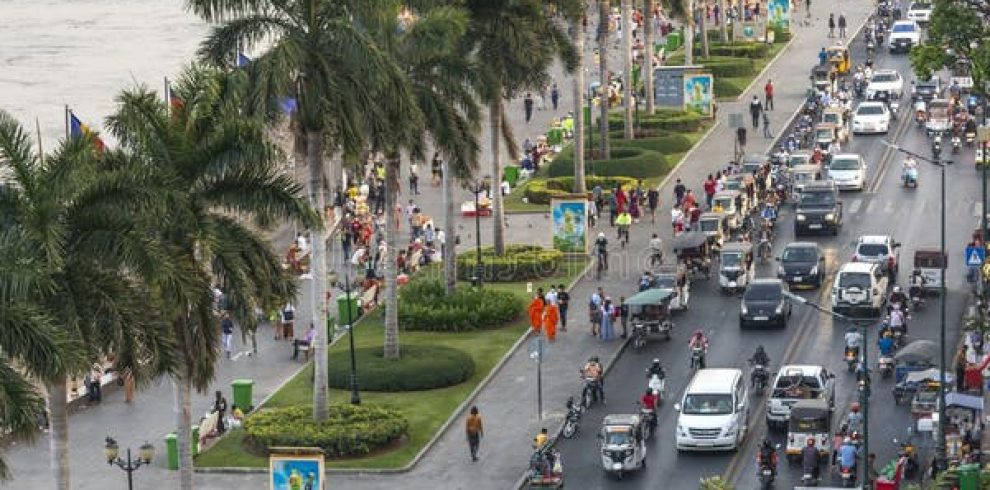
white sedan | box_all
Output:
[852,102,892,135]
[866,70,904,99]
[827,153,867,191]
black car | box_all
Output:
[794,181,842,236]
[777,242,826,288]
[913,78,941,101]
[740,279,792,328]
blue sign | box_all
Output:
[966,245,985,266]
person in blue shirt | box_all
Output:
[878,331,896,357]
[837,437,858,471]
[818,47,828,66]
[761,202,777,221]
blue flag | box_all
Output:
[237,53,251,67]
[279,97,298,115]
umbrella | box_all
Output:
[894,340,938,365]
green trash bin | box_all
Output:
[165,433,179,470]
[546,129,563,147]
[504,166,520,187]
[665,31,682,52]
[231,379,254,412]
[336,291,360,328]
[959,463,981,490]
[191,425,200,457]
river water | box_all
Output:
[0,0,206,144]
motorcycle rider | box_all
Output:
[902,156,917,181]
[889,302,908,335]
[802,437,821,480]
[837,437,859,477]
[846,403,864,433]
[639,271,654,291]
[749,345,771,387]
[688,330,709,368]
[844,329,863,358]
[641,388,658,412]
[757,438,778,478]
[647,358,667,380]
[889,285,909,312]
[649,233,663,266]
[582,356,605,405]
[909,269,927,299]
[595,232,608,270]
[878,330,896,357]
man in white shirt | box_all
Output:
[295,232,309,255]
[544,287,558,306]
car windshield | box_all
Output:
[682,394,734,415]
[722,252,742,267]
[893,23,916,33]
[603,428,633,445]
[830,158,860,170]
[858,243,889,256]
[744,284,781,301]
[790,155,810,165]
[700,220,719,232]
[857,105,885,115]
[799,191,835,206]
[783,247,817,262]
[838,272,872,289]
[654,276,676,288]
[872,73,897,83]
[910,3,931,9]
[789,416,829,433]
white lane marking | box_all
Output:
[865,199,879,215]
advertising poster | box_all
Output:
[683,74,714,117]
[270,454,324,490]
[733,20,766,42]
[551,198,588,254]
[769,0,790,31]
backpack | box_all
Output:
[282,308,295,322]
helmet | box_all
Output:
[851,402,860,412]
[645,389,653,396]
[693,329,704,337]
[590,356,600,363]
[598,232,605,238]
[844,437,852,444]
[757,344,765,351]
[913,268,922,275]
[652,358,661,365]
[893,285,902,293]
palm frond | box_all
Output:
[0,358,46,480]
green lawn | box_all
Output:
[195,258,588,470]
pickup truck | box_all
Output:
[766,365,835,429]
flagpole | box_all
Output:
[164,76,170,117]
[36,117,46,166]
[64,105,70,140]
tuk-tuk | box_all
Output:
[718,242,754,294]
[712,190,744,230]
[791,165,824,198]
[528,446,563,488]
[698,212,727,250]
[672,231,712,280]
[814,123,841,153]
[926,99,952,135]
[599,414,646,479]
[811,63,834,93]
[822,108,850,141]
[785,399,832,462]
[892,340,940,403]
[913,247,946,290]
[650,265,690,311]
[827,44,852,74]
[723,173,746,192]
[741,153,768,175]
[788,151,813,168]
[626,288,675,346]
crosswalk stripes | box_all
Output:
[845,198,863,214]
[864,198,879,215]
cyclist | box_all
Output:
[649,234,663,266]
[616,210,633,247]
[594,232,609,270]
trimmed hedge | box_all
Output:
[398,279,523,331]
[665,55,756,78]
[708,43,770,58]
[548,140,670,179]
[455,244,564,282]
[522,176,638,204]
[714,77,749,99]
[244,404,408,457]
[608,111,704,133]
[328,345,475,391]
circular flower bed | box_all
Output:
[328,345,475,391]
[456,244,563,282]
[398,279,523,331]
[244,404,408,458]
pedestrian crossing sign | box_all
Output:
[966,245,985,266]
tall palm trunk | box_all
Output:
[383,152,400,359]
[622,0,634,139]
[489,100,506,255]
[572,19,587,193]
[699,2,711,58]
[442,158,457,294]
[719,0,729,42]
[306,129,329,420]
[644,0,656,115]
[174,375,193,490]
[47,378,70,490]
[684,0,695,66]
[598,0,612,159]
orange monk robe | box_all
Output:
[528,297,545,333]
[542,304,560,341]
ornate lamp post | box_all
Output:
[104,437,155,490]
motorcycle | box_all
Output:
[915,109,926,128]
[756,447,779,490]
[932,136,942,158]
[802,461,819,486]
[647,371,666,402]
[845,346,859,372]
[952,134,962,154]
[909,284,926,309]
[632,323,648,350]
[750,361,769,394]
[966,130,977,147]
[639,403,658,440]
[690,345,706,370]
[878,355,894,378]
[902,166,918,188]
[562,398,584,439]
[840,461,857,487]
[581,375,602,409]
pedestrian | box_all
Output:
[539,85,548,110]
[543,302,560,341]
[544,285,558,306]
[431,152,442,186]
[618,296,629,338]
[466,406,483,461]
[279,302,295,340]
[762,111,773,138]
[524,93,535,123]
[764,79,774,110]
[805,0,811,17]
[818,47,828,66]
[647,186,659,223]
[221,312,235,359]
[528,288,545,334]
[557,284,569,331]
[600,298,615,341]
[838,13,847,38]
[86,365,103,403]
[589,288,604,337]
[673,178,686,206]
[551,83,560,111]
[703,174,716,209]
[671,205,685,233]
[123,368,136,403]
[749,95,763,128]
[828,13,835,37]
[608,193,618,227]
[214,390,229,435]
[409,162,419,195]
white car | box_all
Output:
[866,70,905,99]
[852,102,892,134]
[827,153,867,191]
[906,1,933,23]
[888,20,922,53]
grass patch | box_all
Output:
[195,258,588,470]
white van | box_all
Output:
[674,368,749,452]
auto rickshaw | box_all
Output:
[711,190,744,230]
[827,44,852,75]
[811,63,835,93]
[528,445,563,488]
[698,212,728,251]
[649,265,690,311]
[723,173,745,191]
[672,231,712,280]
[821,108,850,141]
[814,123,841,154]
[741,153,768,174]
[598,414,646,479]
[892,340,940,404]
[718,241,754,294]
[910,381,941,419]
[913,247,946,290]
[626,288,676,347]
[785,399,831,463]
[790,165,824,199]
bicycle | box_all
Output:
[618,225,630,248]
[595,250,608,280]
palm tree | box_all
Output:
[189,0,419,421]
[666,0,695,65]
[0,112,177,488]
[105,66,318,490]
[644,0,657,114]
[463,0,578,255]
[719,0,729,42]
[572,14,587,192]
[699,0,711,58]
[622,0,635,139]
[598,0,613,159]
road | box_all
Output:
[555,25,978,490]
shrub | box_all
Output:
[398,279,523,331]
[244,404,408,458]
[608,110,704,133]
[714,77,748,99]
[522,176,638,204]
[708,43,770,58]
[455,244,564,282]
[328,345,475,391]
[548,144,668,179]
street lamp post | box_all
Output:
[342,274,360,405]
[883,141,951,471]
[104,437,155,490]
[464,178,488,287]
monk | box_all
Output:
[528,288,545,334]
[542,303,560,341]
